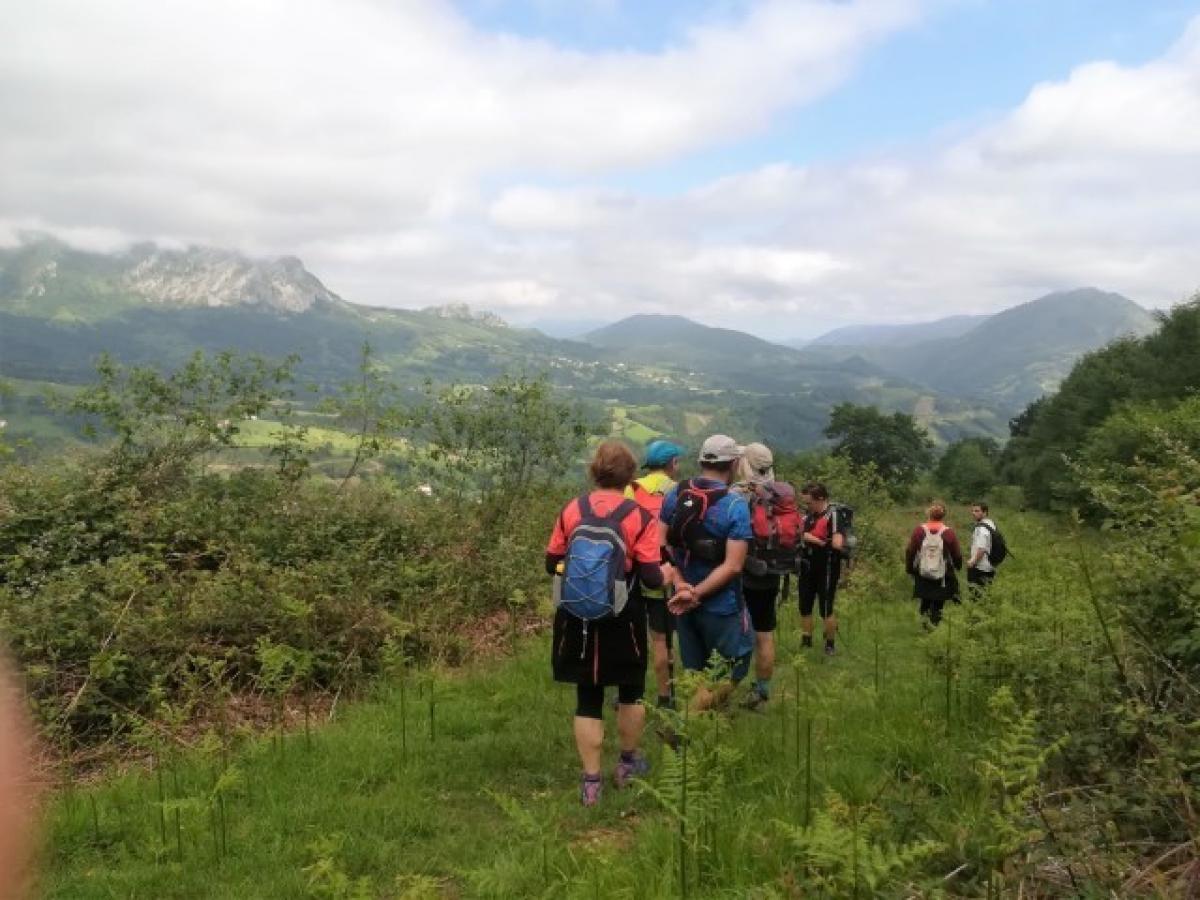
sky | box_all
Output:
[3,0,1200,339]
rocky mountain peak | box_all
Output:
[122,246,343,314]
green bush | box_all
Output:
[0,352,588,747]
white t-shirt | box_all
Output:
[971,519,995,573]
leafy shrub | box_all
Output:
[936,437,1000,501]
[0,352,588,747]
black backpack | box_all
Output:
[666,480,728,565]
[977,522,1009,566]
[829,503,857,561]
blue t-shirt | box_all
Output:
[660,477,753,616]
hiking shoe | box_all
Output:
[614,753,650,789]
[824,641,836,657]
[580,774,603,807]
[742,689,769,712]
[801,635,814,649]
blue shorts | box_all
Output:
[675,605,753,682]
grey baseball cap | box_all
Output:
[698,434,743,464]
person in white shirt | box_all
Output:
[967,502,996,592]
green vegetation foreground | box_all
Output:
[40,501,1192,898]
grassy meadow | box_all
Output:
[39,505,1105,899]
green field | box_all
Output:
[41,506,1074,898]
[609,406,662,446]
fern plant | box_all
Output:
[303,835,375,900]
[639,679,744,899]
[973,687,1067,889]
[776,791,942,897]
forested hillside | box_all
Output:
[1002,297,1200,509]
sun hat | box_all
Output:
[643,440,684,469]
[740,442,775,483]
[698,434,743,464]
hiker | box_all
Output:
[661,435,753,711]
[0,658,38,900]
[734,443,801,707]
[626,440,684,709]
[905,501,963,626]
[547,440,667,806]
[798,482,847,656]
[967,502,999,592]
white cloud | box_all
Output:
[4,2,1200,336]
[461,15,1200,332]
[0,0,918,249]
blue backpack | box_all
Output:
[553,496,643,621]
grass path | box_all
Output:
[41,508,1036,898]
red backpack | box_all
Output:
[747,482,802,574]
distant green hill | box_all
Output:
[0,236,1007,450]
[585,313,885,391]
[807,289,1156,410]
[801,314,988,349]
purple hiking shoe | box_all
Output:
[580,773,603,807]
[614,753,650,790]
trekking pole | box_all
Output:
[666,583,677,704]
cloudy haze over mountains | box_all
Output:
[3,0,1200,337]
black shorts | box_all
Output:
[967,568,994,589]
[798,557,840,619]
[744,579,780,633]
[645,595,672,636]
[552,594,647,686]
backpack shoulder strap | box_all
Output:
[606,498,638,524]
[705,483,730,503]
[577,494,594,519]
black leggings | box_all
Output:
[576,683,644,719]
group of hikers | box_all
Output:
[904,498,1006,625]
[546,436,1005,806]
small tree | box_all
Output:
[936,437,1000,500]
[68,350,296,489]
[824,403,933,498]
[422,373,595,505]
[321,342,408,491]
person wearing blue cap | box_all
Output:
[625,440,683,708]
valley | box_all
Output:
[1,237,1150,457]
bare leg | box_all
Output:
[616,702,646,754]
[801,615,814,637]
[754,632,775,681]
[823,616,837,642]
[573,716,604,775]
[651,631,671,699]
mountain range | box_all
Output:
[799,315,989,349]
[801,288,1157,407]
[0,236,1155,450]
